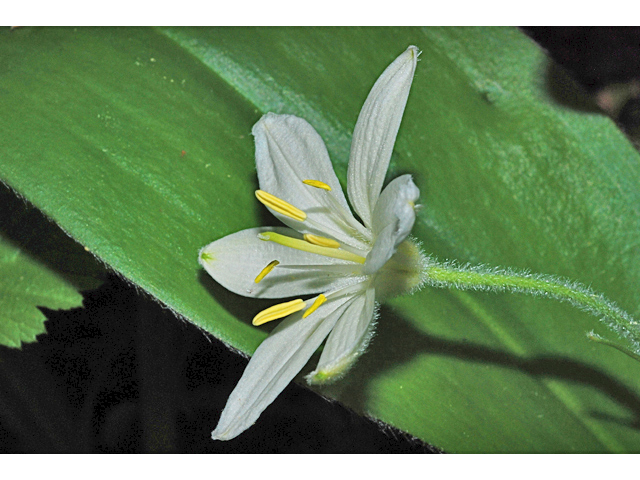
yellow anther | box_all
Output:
[303,294,327,318]
[252,299,306,326]
[254,260,279,284]
[255,190,307,222]
[258,231,366,264]
[304,233,340,249]
[302,179,332,191]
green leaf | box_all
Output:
[1,26,640,452]
[0,184,104,347]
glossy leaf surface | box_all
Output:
[1,27,640,452]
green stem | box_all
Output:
[424,260,640,356]
[587,332,640,362]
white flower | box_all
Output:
[199,46,426,441]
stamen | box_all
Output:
[303,294,327,318]
[258,231,366,264]
[303,179,332,191]
[254,260,279,283]
[303,185,372,244]
[255,190,307,222]
[300,180,372,246]
[304,233,340,249]
[252,299,306,326]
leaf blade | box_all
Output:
[1,26,640,452]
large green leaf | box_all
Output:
[1,26,640,452]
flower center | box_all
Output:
[254,181,367,265]
[249,181,371,327]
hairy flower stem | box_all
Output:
[425,260,640,357]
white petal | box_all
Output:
[253,113,370,249]
[363,175,419,275]
[347,46,418,228]
[199,227,362,299]
[307,288,376,385]
[371,174,420,235]
[211,293,355,441]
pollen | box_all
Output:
[255,190,307,222]
[252,299,306,326]
[304,233,340,249]
[303,294,327,318]
[254,260,279,283]
[302,179,332,191]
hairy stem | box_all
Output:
[424,260,640,356]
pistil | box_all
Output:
[258,231,366,264]
[302,180,371,241]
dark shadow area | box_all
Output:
[321,295,640,434]
[0,178,435,452]
[522,27,640,141]
[523,27,640,92]
[588,410,640,431]
[198,268,277,330]
[542,60,601,113]
[0,181,105,290]
[197,249,640,447]
[0,274,437,453]
[8,27,640,453]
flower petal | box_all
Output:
[253,113,370,249]
[363,175,419,275]
[371,174,420,235]
[347,46,418,228]
[211,293,356,441]
[199,227,362,299]
[306,288,376,385]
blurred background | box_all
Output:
[2,27,640,453]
